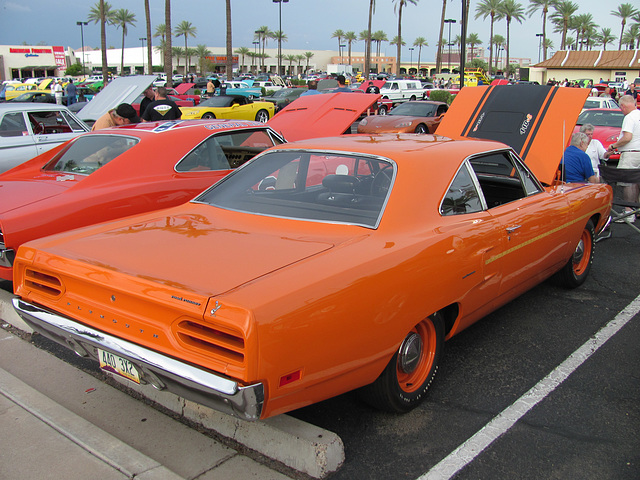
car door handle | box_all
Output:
[506,225,522,233]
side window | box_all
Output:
[0,112,28,137]
[441,164,483,216]
[469,152,540,208]
[28,110,75,135]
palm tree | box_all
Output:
[466,33,482,59]
[393,0,418,76]
[255,26,271,73]
[599,28,617,50]
[413,37,428,72]
[304,51,314,72]
[88,1,115,82]
[527,0,553,61]
[365,0,376,78]
[574,14,596,50]
[164,0,172,87]
[235,47,250,74]
[331,29,345,51]
[284,54,296,75]
[498,0,525,75]
[172,46,184,71]
[174,20,197,74]
[195,44,211,74]
[372,30,388,57]
[154,39,167,68]
[550,1,579,50]
[475,0,503,76]
[344,31,357,65]
[621,23,639,49]
[225,0,232,80]
[143,0,152,74]
[436,0,447,73]
[296,54,305,75]
[492,34,506,71]
[611,3,639,50]
[112,9,137,75]
[271,30,288,74]
[154,23,166,43]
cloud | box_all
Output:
[4,2,31,12]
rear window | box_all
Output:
[45,134,138,175]
[195,150,393,228]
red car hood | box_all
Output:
[174,83,195,94]
[268,92,380,141]
[32,204,335,298]
[437,85,589,185]
[0,178,75,214]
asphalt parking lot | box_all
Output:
[1,222,639,480]
[288,220,640,479]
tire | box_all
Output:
[359,312,444,413]
[255,109,269,123]
[553,219,595,288]
[378,105,388,115]
[414,124,428,134]
[410,95,417,101]
[202,112,216,119]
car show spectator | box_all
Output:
[625,83,639,102]
[53,80,63,104]
[334,75,352,92]
[300,79,321,96]
[139,86,155,117]
[65,79,77,105]
[206,78,215,95]
[608,94,640,223]
[561,132,598,183]
[141,86,182,122]
[580,123,606,178]
[91,103,140,131]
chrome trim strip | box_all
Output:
[12,298,264,421]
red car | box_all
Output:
[0,93,380,282]
[573,108,624,162]
[165,83,201,105]
[131,94,195,116]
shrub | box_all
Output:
[429,89,454,105]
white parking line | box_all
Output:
[418,294,640,480]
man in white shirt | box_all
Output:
[607,95,640,222]
[53,80,63,105]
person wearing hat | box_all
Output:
[141,86,182,122]
[53,79,64,105]
[91,103,140,131]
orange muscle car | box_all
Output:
[12,85,612,421]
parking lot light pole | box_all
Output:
[536,33,543,63]
[273,0,289,76]
[409,47,414,73]
[444,19,456,73]
[76,21,89,75]
[139,37,146,74]
[255,29,266,73]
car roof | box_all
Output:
[0,103,75,113]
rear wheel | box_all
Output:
[378,105,388,115]
[202,112,216,119]
[414,124,428,134]
[410,95,417,101]
[359,312,444,413]
[553,219,595,288]
[255,109,270,123]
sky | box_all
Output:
[0,0,632,66]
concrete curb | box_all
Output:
[0,287,344,478]
[0,367,183,480]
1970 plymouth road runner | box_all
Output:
[12,85,612,420]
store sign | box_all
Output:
[52,46,66,68]
[205,55,239,64]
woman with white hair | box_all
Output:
[579,123,606,178]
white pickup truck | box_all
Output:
[379,79,428,101]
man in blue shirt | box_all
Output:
[562,132,598,183]
[334,75,352,92]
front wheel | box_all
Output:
[359,312,444,413]
[255,109,270,123]
[201,112,216,119]
[553,219,595,288]
[378,105,388,115]
[414,124,428,134]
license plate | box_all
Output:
[98,348,140,384]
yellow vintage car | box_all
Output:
[3,83,37,100]
[181,95,274,123]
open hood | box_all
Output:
[267,92,380,142]
[77,75,157,122]
[174,83,195,94]
[436,85,589,185]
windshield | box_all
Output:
[195,150,393,228]
[199,96,236,107]
[45,134,138,175]
[576,110,624,127]
[390,102,439,117]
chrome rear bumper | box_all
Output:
[12,298,264,421]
